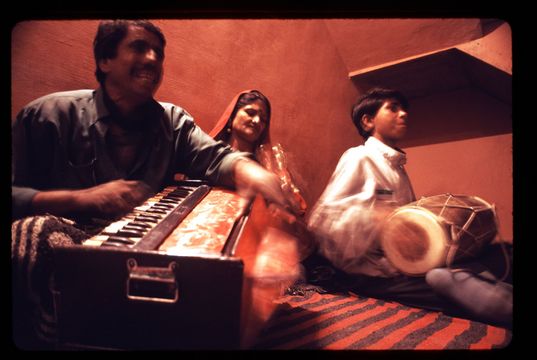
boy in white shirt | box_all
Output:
[307,87,512,328]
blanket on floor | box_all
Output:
[253,290,512,350]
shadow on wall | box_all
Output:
[351,48,511,148]
[399,87,511,148]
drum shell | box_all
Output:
[379,194,498,276]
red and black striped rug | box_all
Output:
[253,291,512,350]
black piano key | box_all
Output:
[115,229,144,238]
[152,204,175,210]
[139,213,163,221]
[145,208,168,215]
[105,236,137,245]
[135,216,159,223]
[158,198,177,205]
[128,221,152,229]
[163,197,184,203]
[123,225,150,232]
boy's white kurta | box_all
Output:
[307,136,416,277]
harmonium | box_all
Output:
[53,180,300,350]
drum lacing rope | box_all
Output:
[447,201,511,284]
[443,194,463,268]
[446,211,477,268]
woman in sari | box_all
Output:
[209,90,315,346]
[209,89,307,216]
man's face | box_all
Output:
[99,25,164,102]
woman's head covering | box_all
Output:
[209,89,307,215]
[209,89,272,151]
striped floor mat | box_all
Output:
[253,291,512,350]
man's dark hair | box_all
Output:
[93,20,166,85]
[351,87,409,139]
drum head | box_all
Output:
[379,207,449,276]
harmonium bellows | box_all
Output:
[53,180,279,350]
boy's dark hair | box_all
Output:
[351,87,409,139]
[93,20,166,85]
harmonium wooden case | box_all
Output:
[53,180,291,350]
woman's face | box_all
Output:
[231,99,269,144]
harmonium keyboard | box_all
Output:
[53,180,299,350]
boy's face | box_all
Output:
[368,99,408,146]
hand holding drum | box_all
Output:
[377,194,498,276]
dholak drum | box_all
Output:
[378,194,498,276]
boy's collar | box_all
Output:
[365,136,407,167]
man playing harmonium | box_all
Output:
[11,20,297,349]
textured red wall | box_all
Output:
[11,20,98,115]
[11,19,512,240]
[152,19,361,207]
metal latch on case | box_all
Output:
[126,258,179,303]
